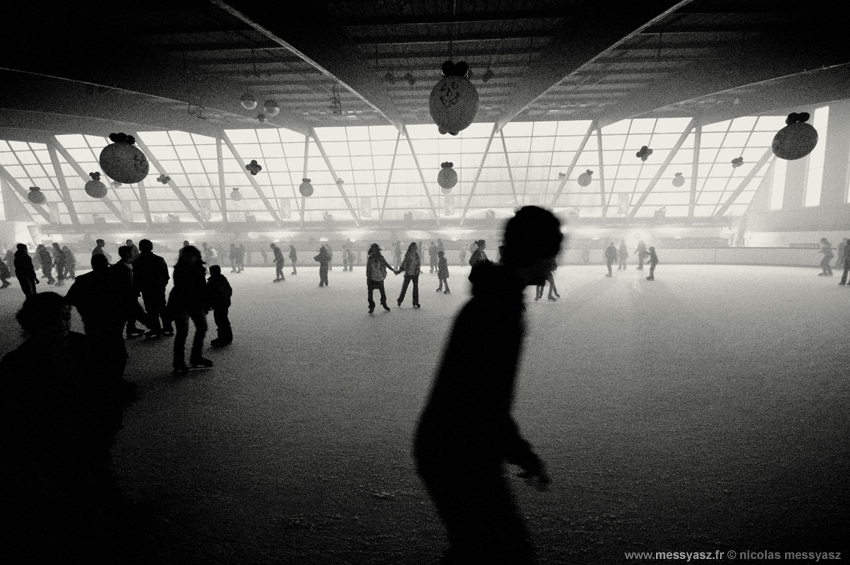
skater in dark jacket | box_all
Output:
[397,242,421,308]
[206,265,233,346]
[168,246,212,375]
[0,258,11,289]
[133,239,173,338]
[36,244,55,284]
[271,243,285,282]
[366,243,398,313]
[414,206,560,564]
[314,246,331,286]
[605,242,617,277]
[51,243,66,286]
[646,247,659,281]
[436,250,451,294]
[14,244,38,296]
[839,240,850,285]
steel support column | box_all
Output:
[499,129,520,209]
[628,119,695,219]
[380,131,402,221]
[311,128,360,227]
[550,121,594,208]
[403,125,440,224]
[0,164,45,222]
[217,136,228,225]
[220,136,284,228]
[46,143,79,225]
[714,147,774,217]
[51,139,127,224]
[136,177,153,224]
[134,135,206,228]
[597,128,608,218]
[689,125,702,219]
[460,123,498,226]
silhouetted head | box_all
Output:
[16,243,27,253]
[139,239,153,252]
[500,206,562,269]
[52,243,61,250]
[438,250,444,257]
[177,245,202,267]
[369,243,381,255]
[407,242,417,254]
[477,240,486,249]
[270,243,276,249]
[91,253,109,271]
[118,246,133,261]
[16,292,71,340]
[209,265,221,276]
[183,240,190,247]
[649,247,656,253]
[126,239,134,246]
[96,239,105,246]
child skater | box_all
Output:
[314,246,331,287]
[206,265,233,346]
[436,250,450,294]
[646,247,659,281]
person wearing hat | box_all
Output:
[366,243,399,313]
[414,206,562,564]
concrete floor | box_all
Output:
[1,263,848,563]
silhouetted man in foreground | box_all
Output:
[133,239,173,338]
[414,206,563,564]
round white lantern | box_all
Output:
[241,92,257,110]
[264,100,280,116]
[231,188,243,201]
[672,172,685,187]
[99,133,149,184]
[429,61,479,136]
[577,169,593,187]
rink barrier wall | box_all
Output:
[559,247,827,267]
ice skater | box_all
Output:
[271,243,285,282]
[168,245,212,375]
[839,239,850,285]
[289,245,298,275]
[436,250,450,294]
[62,246,76,280]
[0,258,11,289]
[534,258,559,301]
[36,244,55,284]
[314,246,331,287]
[397,242,421,308]
[414,206,560,564]
[14,244,37,296]
[617,240,628,270]
[206,265,233,347]
[366,243,398,313]
[646,247,659,281]
[469,240,489,267]
[605,241,617,277]
[819,238,834,276]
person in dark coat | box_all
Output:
[0,257,11,289]
[366,243,398,313]
[3,248,15,277]
[397,242,421,308]
[646,247,660,281]
[271,243,285,282]
[314,246,331,287]
[92,238,111,264]
[414,206,561,564]
[634,239,648,270]
[206,265,233,347]
[605,241,617,277]
[468,240,489,267]
[125,239,140,262]
[287,245,297,275]
[66,254,136,399]
[14,243,38,296]
[428,241,439,274]
[839,239,850,285]
[111,246,147,338]
[36,244,55,284]
[62,245,76,280]
[168,246,212,375]
[132,239,173,338]
[436,250,451,294]
[0,293,126,564]
[51,243,66,287]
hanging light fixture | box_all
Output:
[404,72,416,86]
[481,68,494,83]
[384,71,396,84]
[264,99,280,116]
[240,92,257,110]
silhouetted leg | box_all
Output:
[214,306,232,343]
[412,275,419,306]
[398,275,411,304]
[841,268,850,285]
[378,281,388,308]
[173,311,189,368]
[367,280,376,311]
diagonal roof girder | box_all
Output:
[50,140,128,225]
[211,1,406,133]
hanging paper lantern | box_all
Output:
[246,160,263,175]
[429,60,479,136]
[157,174,171,184]
[635,146,653,161]
[438,162,458,192]
[263,100,280,116]
[772,112,818,160]
[111,181,122,188]
[99,133,149,184]
[577,169,593,187]
[85,172,108,198]
[731,157,744,168]
[230,188,242,201]
[28,186,46,204]
[257,113,267,123]
[672,172,685,187]
[299,178,314,197]
[240,92,257,110]
[336,178,344,185]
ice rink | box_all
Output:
[1,262,847,563]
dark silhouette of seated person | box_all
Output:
[0,293,125,563]
[414,205,562,564]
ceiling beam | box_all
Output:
[494,0,694,130]
[50,140,127,225]
[714,148,774,217]
[0,162,51,223]
[211,1,406,132]
[402,125,440,224]
[596,11,850,127]
[550,121,595,207]
[379,131,402,221]
[339,9,566,27]
[46,143,80,226]
[460,124,498,226]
